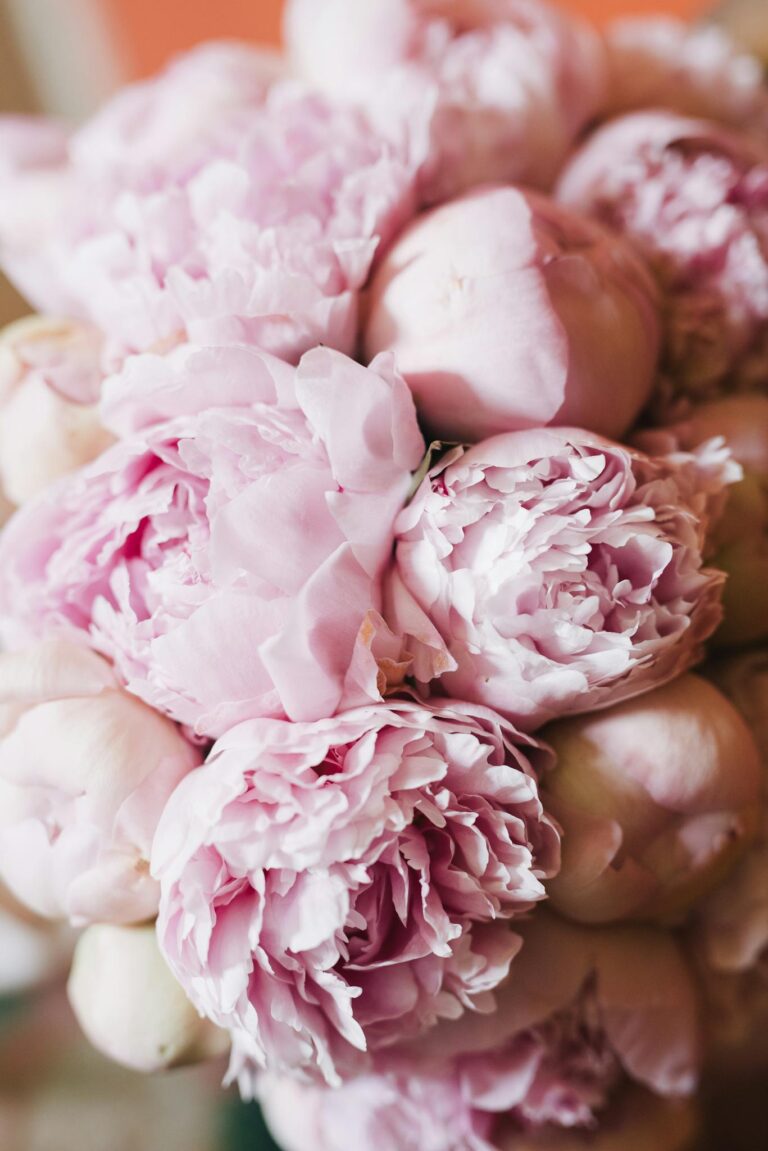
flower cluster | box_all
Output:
[0,1,766,1149]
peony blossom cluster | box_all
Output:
[0,1,767,1148]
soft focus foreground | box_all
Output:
[1,1,768,1150]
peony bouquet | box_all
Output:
[0,2,768,1148]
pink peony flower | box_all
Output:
[68,924,228,1073]
[284,0,606,203]
[0,345,424,737]
[260,912,701,1149]
[385,427,733,732]
[557,112,768,419]
[0,316,112,506]
[363,185,660,443]
[541,674,762,926]
[0,639,201,925]
[152,697,560,1086]
[655,395,768,647]
[602,17,768,129]
[0,44,422,369]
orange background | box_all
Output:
[104,0,716,79]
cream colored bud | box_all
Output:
[68,924,229,1073]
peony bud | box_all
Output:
[660,395,768,647]
[0,639,202,925]
[542,674,762,925]
[0,316,112,505]
[68,924,228,1073]
[364,185,660,443]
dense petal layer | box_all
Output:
[153,698,559,1085]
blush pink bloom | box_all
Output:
[364,185,660,443]
[152,698,560,1086]
[284,0,606,203]
[260,912,700,1149]
[0,316,112,506]
[557,112,768,419]
[656,395,768,647]
[385,428,733,732]
[541,674,762,926]
[0,345,424,737]
[0,639,201,926]
[602,17,768,129]
[0,44,421,369]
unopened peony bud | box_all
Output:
[661,395,768,647]
[542,674,762,925]
[0,316,112,505]
[0,639,202,925]
[68,924,228,1072]
[364,185,660,443]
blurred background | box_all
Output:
[0,2,766,1149]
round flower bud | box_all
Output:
[364,186,660,444]
[542,674,762,925]
[68,924,228,1073]
[0,639,202,925]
